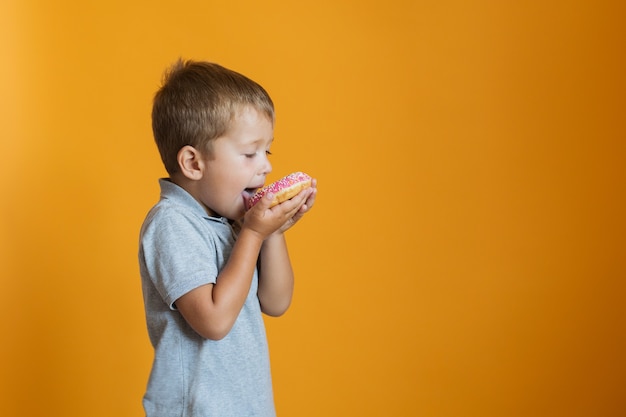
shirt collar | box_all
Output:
[158,178,230,224]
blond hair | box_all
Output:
[151,59,275,174]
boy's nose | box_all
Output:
[261,156,272,175]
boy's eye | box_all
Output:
[244,150,272,158]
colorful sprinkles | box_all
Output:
[247,172,312,209]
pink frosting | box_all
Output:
[248,172,311,208]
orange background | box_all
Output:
[1,1,625,416]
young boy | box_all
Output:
[138,59,316,417]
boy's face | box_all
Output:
[198,105,274,220]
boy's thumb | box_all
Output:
[251,192,274,211]
[261,192,275,208]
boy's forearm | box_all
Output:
[177,227,264,340]
[213,227,265,313]
[257,233,295,316]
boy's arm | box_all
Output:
[175,227,264,340]
[175,189,313,340]
[257,233,294,317]
[258,182,317,316]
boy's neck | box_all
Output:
[168,174,220,219]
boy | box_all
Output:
[138,59,316,416]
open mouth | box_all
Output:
[242,187,262,209]
[243,187,260,198]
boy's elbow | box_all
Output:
[258,286,293,317]
[195,321,232,341]
[204,330,228,341]
[176,286,236,340]
[261,300,291,317]
[183,308,234,340]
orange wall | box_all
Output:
[2,1,625,416]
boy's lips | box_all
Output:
[244,185,263,196]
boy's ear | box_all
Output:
[177,145,205,180]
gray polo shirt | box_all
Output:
[138,179,275,417]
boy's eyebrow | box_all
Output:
[247,137,274,146]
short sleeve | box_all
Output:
[139,205,218,309]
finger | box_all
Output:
[273,189,308,213]
[244,192,275,225]
[254,192,275,212]
[304,187,316,207]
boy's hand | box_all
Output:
[243,179,317,237]
[275,179,317,234]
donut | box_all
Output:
[247,172,312,209]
